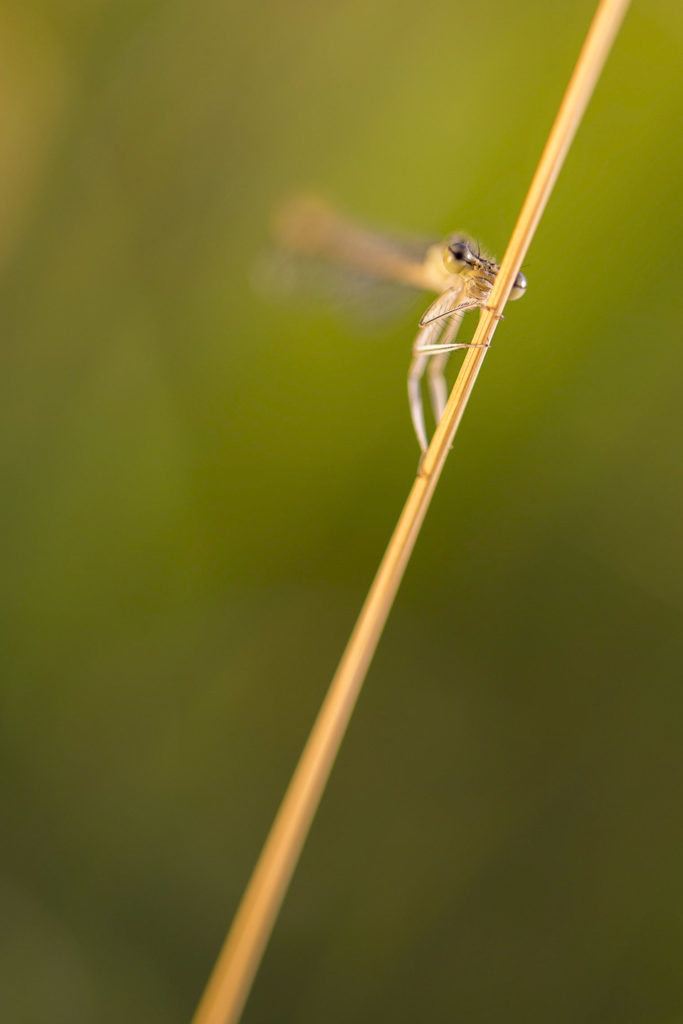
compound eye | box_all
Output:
[510,270,527,300]
[443,240,472,273]
[450,244,468,263]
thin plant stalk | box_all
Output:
[191,2,631,1022]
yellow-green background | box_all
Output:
[2,1,682,1021]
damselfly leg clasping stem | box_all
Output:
[273,196,527,461]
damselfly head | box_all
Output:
[442,235,527,303]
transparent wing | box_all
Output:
[273,194,438,286]
[253,195,440,328]
[252,244,419,330]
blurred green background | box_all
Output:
[2,1,683,1021]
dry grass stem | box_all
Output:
[191,2,632,1022]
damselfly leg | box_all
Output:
[408,295,491,461]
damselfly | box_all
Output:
[273,197,527,456]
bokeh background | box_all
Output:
[2,1,683,1021]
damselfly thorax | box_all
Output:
[273,197,527,456]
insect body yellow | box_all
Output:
[274,197,527,455]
